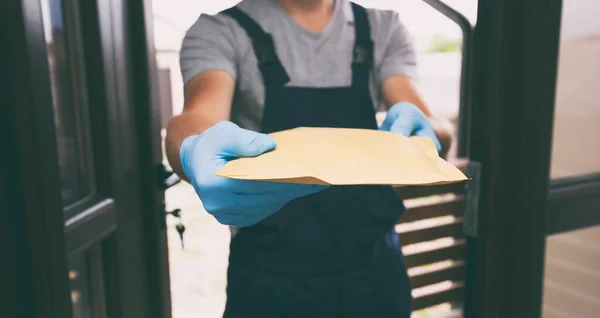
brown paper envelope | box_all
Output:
[215,127,468,186]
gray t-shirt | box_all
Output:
[180,0,417,132]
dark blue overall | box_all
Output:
[223,4,412,317]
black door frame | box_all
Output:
[464,0,563,317]
[0,0,170,317]
[1,0,73,316]
[126,0,173,316]
[546,173,600,235]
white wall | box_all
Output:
[561,0,600,39]
[156,51,185,115]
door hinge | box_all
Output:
[463,161,482,237]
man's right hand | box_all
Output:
[179,121,326,227]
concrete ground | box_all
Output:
[165,182,230,318]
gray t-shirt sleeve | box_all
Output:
[179,14,238,85]
[373,10,418,82]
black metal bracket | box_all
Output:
[352,40,374,67]
[463,161,482,237]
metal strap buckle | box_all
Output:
[352,40,374,67]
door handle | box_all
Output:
[157,163,186,248]
[166,208,186,249]
[157,163,181,190]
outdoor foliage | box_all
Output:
[425,34,462,53]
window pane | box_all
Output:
[543,2,600,317]
[41,0,94,206]
[69,252,93,318]
[549,0,600,179]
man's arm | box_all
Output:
[165,70,235,179]
[374,9,454,157]
[168,10,241,179]
[381,76,454,158]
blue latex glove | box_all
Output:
[379,102,442,152]
[180,121,327,227]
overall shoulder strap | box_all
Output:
[350,3,374,89]
[222,7,290,87]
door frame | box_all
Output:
[126,0,173,316]
[546,173,600,235]
[1,0,73,316]
[0,0,170,317]
[464,0,563,317]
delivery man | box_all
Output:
[166,0,453,317]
